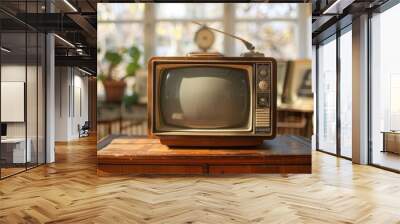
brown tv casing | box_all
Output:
[148,55,277,147]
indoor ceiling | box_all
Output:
[312,0,390,44]
[0,0,97,74]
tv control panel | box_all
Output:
[255,63,272,135]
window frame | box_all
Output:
[338,25,353,159]
[367,1,400,173]
[0,1,47,180]
[97,3,303,61]
[315,24,353,161]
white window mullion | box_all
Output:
[144,4,155,62]
[223,3,235,56]
[297,4,311,59]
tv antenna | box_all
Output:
[192,21,264,57]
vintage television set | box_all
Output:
[147,24,277,147]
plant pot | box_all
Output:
[102,80,126,103]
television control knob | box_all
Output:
[257,96,269,107]
[258,80,268,90]
[259,69,267,76]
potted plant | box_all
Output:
[123,91,139,112]
[99,46,141,102]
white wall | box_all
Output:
[1,66,26,138]
[1,65,33,138]
[71,73,89,138]
[54,67,89,141]
[55,67,69,141]
[1,64,46,164]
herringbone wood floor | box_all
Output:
[1,136,400,224]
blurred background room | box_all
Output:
[97,3,312,141]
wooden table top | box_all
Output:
[98,135,311,162]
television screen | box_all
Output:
[159,66,251,130]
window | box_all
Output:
[155,4,223,19]
[316,26,353,159]
[97,3,304,64]
[154,22,223,56]
[317,37,337,154]
[339,29,352,158]
[97,3,145,80]
[234,22,297,59]
[235,3,298,18]
[97,3,145,21]
[370,3,400,171]
[0,1,46,179]
[234,4,298,59]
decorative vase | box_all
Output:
[102,79,126,103]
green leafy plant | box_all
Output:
[123,92,139,109]
[123,46,141,80]
[104,51,123,80]
[100,46,141,81]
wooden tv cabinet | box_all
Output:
[97,135,311,176]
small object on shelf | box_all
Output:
[381,131,400,154]
[194,26,215,52]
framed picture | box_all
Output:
[281,60,312,108]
